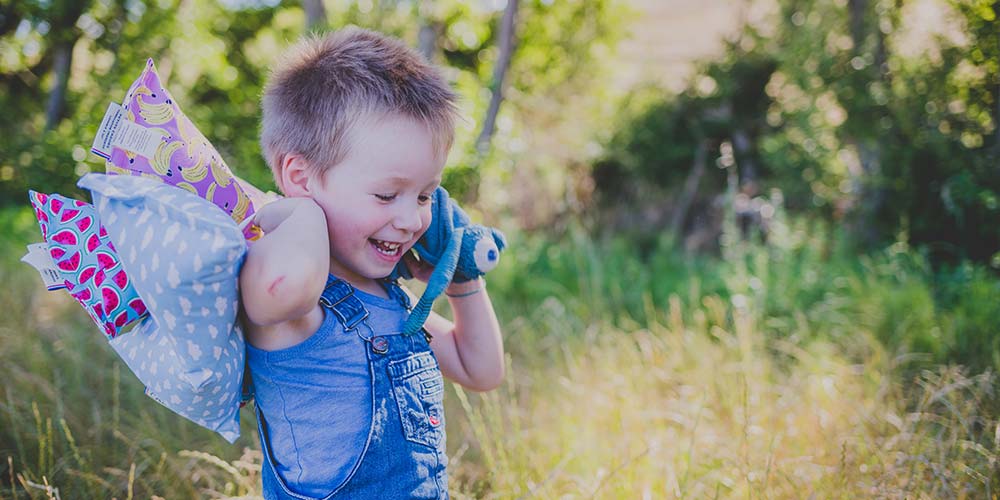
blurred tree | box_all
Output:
[303,0,326,32]
[475,0,518,156]
[1,0,622,219]
[596,0,999,265]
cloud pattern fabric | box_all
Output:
[80,173,247,443]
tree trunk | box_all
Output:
[670,140,708,240]
[476,0,519,154]
[44,40,73,131]
[994,1,1000,152]
[42,0,91,131]
[731,128,756,189]
[845,0,889,247]
[303,0,326,32]
[418,22,441,62]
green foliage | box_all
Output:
[4,200,1000,495]
[595,0,999,264]
[0,0,624,209]
[491,210,1000,374]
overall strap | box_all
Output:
[383,278,412,311]
[245,276,377,407]
[319,276,369,331]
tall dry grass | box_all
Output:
[2,208,998,498]
[447,294,998,498]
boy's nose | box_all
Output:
[392,207,424,234]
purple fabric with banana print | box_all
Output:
[105,59,262,240]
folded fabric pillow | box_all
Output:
[102,58,261,240]
[28,191,147,338]
[79,173,247,442]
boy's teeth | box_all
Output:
[373,240,401,255]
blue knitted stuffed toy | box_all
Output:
[395,187,506,335]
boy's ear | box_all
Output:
[278,154,314,197]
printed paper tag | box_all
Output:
[21,243,66,291]
[90,102,166,161]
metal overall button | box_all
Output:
[370,336,389,354]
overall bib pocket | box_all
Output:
[388,351,445,448]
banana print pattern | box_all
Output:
[137,94,175,125]
[230,184,251,223]
[152,141,184,176]
[180,152,208,183]
[103,59,259,240]
[175,182,198,195]
[209,157,232,188]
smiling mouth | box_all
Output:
[371,239,403,256]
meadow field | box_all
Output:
[2,0,998,497]
[3,206,999,499]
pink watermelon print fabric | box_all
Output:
[28,191,147,338]
[104,58,262,240]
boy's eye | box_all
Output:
[375,193,396,202]
[418,194,432,204]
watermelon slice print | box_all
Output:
[86,233,101,252]
[129,298,147,317]
[114,310,131,328]
[95,251,116,270]
[112,270,129,289]
[75,215,93,232]
[60,209,80,223]
[50,229,78,246]
[78,265,97,284]
[57,252,81,272]
[71,287,92,302]
[102,287,120,313]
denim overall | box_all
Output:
[250,276,449,499]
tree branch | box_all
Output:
[475,0,519,155]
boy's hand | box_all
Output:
[253,196,314,234]
[402,251,435,282]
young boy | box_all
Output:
[239,27,504,499]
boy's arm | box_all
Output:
[414,278,505,392]
[240,197,329,327]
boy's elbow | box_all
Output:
[241,264,326,326]
[466,365,505,392]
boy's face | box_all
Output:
[308,113,445,288]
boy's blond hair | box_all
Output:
[261,27,458,186]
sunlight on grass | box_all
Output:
[448,295,997,498]
[2,207,998,498]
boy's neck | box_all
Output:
[331,273,389,299]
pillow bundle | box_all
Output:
[24,59,257,442]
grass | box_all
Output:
[2,206,999,498]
